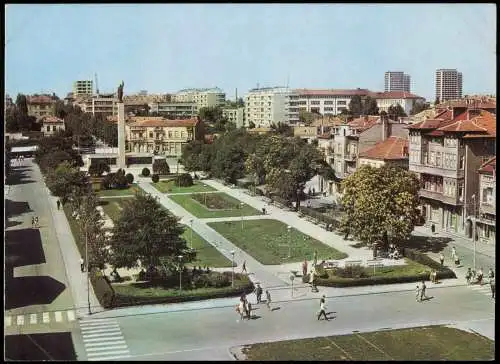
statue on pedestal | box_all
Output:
[117,81,124,103]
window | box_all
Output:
[483,187,494,204]
[324,101,333,105]
[430,151,435,164]
[149,132,153,138]
[311,101,320,105]
[436,152,441,167]
[423,151,428,164]
[168,131,173,138]
[324,107,334,111]
[458,183,464,201]
[47,126,50,132]
[459,155,464,169]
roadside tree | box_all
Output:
[45,161,89,205]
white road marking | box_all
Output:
[17,315,24,325]
[80,321,120,328]
[86,345,128,352]
[88,354,131,361]
[87,349,130,357]
[67,310,76,321]
[30,314,37,324]
[85,340,126,347]
[43,312,50,323]
[80,318,117,323]
[5,316,12,326]
[82,330,122,338]
[55,311,63,322]
[81,327,121,334]
[83,336,126,343]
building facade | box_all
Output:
[435,69,463,102]
[372,91,426,116]
[41,116,65,136]
[358,136,409,169]
[125,118,202,157]
[222,107,245,128]
[384,71,411,92]
[27,95,56,119]
[73,80,93,97]
[476,157,495,244]
[173,88,226,111]
[149,102,197,118]
[244,87,291,127]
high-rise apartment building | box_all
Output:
[384,71,411,92]
[173,88,226,111]
[73,80,93,97]
[435,69,463,102]
[244,87,291,127]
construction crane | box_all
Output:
[94,73,99,95]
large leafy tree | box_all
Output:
[198,106,223,124]
[410,101,430,115]
[348,95,363,117]
[387,104,407,119]
[45,161,90,204]
[298,110,317,126]
[15,94,29,115]
[362,96,379,116]
[339,165,421,248]
[270,122,293,136]
[88,160,110,177]
[108,193,193,270]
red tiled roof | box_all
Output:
[440,110,496,136]
[478,157,496,174]
[293,89,371,96]
[370,91,425,99]
[348,115,380,131]
[28,95,55,104]
[359,136,409,160]
[427,130,445,136]
[128,118,198,128]
[406,118,443,129]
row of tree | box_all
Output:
[5,94,40,132]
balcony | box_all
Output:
[409,163,464,179]
[344,154,357,161]
[480,203,496,216]
[418,189,463,206]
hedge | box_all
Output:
[90,271,116,309]
[298,206,340,228]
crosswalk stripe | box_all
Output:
[87,349,130,357]
[5,316,12,327]
[55,311,63,322]
[83,336,126,343]
[85,340,126,347]
[81,318,117,323]
[43,312,50,323]
[17,315,24,325]
[30,314,37,324]
[81,327,121,334]
[80,321,119,328]
[67,310,76,321]
[82,331,122,339]
[88,354,131,361]
[86,345,128,352]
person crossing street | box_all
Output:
[317,295,328,321]
[266,290,272,311]
[254,283,263,303]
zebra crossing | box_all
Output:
[4,309,76,327]
[80,318,131,361]
[469,282,494,298]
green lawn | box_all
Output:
[151,180,216,194]
[169,193,262,218]
[207,219,347,265]
[240,326,494,361]
[99,198,130,222]
[96,184,143,197]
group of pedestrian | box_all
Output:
[31,216,39,228]
[14,155,25,165]
[236,285,273,321]
[415,281,428,302]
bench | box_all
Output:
[344,260,363,267]
[322,260,340,269]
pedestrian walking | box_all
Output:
[266,290,272,310]
[238,300,246,320]
[310,269,318,292]
[302,259,308,277]
[420,281,427,301]
[34,216,39,228]
[56,200,61,210]
[488,268,494,282]
[241,260,247,274]
[465,268,473,285]
[439,253,444,267]
[454,254,460,267]
[317,295,328,321]
[80,257,85,272]
[254,283,263,303]
[490,278,495,299]
[431,223,436,234]
[31,216,35,228]
[477,267,484,285]
[246,301,252,319]
[415,283,421,302]
[451,246,456,260]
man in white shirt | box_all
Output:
[317,295,328,321]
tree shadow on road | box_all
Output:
[6,167,36,186]
[5,199,32,220]
[5,228,46,267]
[401,235,453,254]
[5,275,66,310]
[5,332,77,360]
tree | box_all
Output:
[125,173,134,184]
[434,96,440,106]
[348,95,363,117]
[248,121,256,129]
[176,173,193,187]
[339,165,421,248]
[198,106,223,125]
[151,174,160,183]
[153,159,170,175]
[299,110,316,125]
[45,161,90,205]
[88,160,110,177]
[410,101,430,115]
[142,167,151,177]
[387,104,407,119]
[108,193,192,270]
[270,122,293,136]
[15,94,28,115]
[362,96,379,116]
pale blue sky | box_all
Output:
[5,4,496,100]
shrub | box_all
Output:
[88,160,110,177]
[151,174,160,183]
[153,159,170,175]
[90,271,115,308]
[114,169,128,189]
[125,173,134,184]
[176,173,193,187]
[334,265,369,278]
[142,167,151,177]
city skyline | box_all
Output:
[5,4,496,100]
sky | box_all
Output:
[5,4,496,101]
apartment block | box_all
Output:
[74,94,118,116]
[289,89,371,123]
[222,107,245,128]
[407,106,495,238]
[173,88,226,111]
[27,95,56,119]
[384,71,411,92]
[435,69,463,102]
[126,118,202,157]
[244,87,291,127]
[149,102,197,119]
[477,157,495,244]
[73,80,93,97]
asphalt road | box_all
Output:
[79,285,494,361]
[5,159,78,360]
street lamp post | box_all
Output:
[240,202,245,231]
[231,250,235,287]
[472,194,477,271]
[287,225,292,258]
[189,219,193,249]
[178,255,183,291]
[85,225,91,315]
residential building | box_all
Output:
[435,69,463,102]
[293,126,318,142]
[73,80,93,97]
[41,116,65,136]
[27,95,56,118]
[476,157,495,244]
[222,107,245,128]
[148,102,197,119]
[289,89,371,123]
[173,88,226,111]
[372,91,426,116]
[123,93,172,104]
[74,94,118,116]
[125,118,202,157]
[245,87,291,127]
[5,94,14,110]
[407,107,495,237]
[384,71,411,92]
[358,136,409,169]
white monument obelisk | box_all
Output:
[117,81,126,169]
